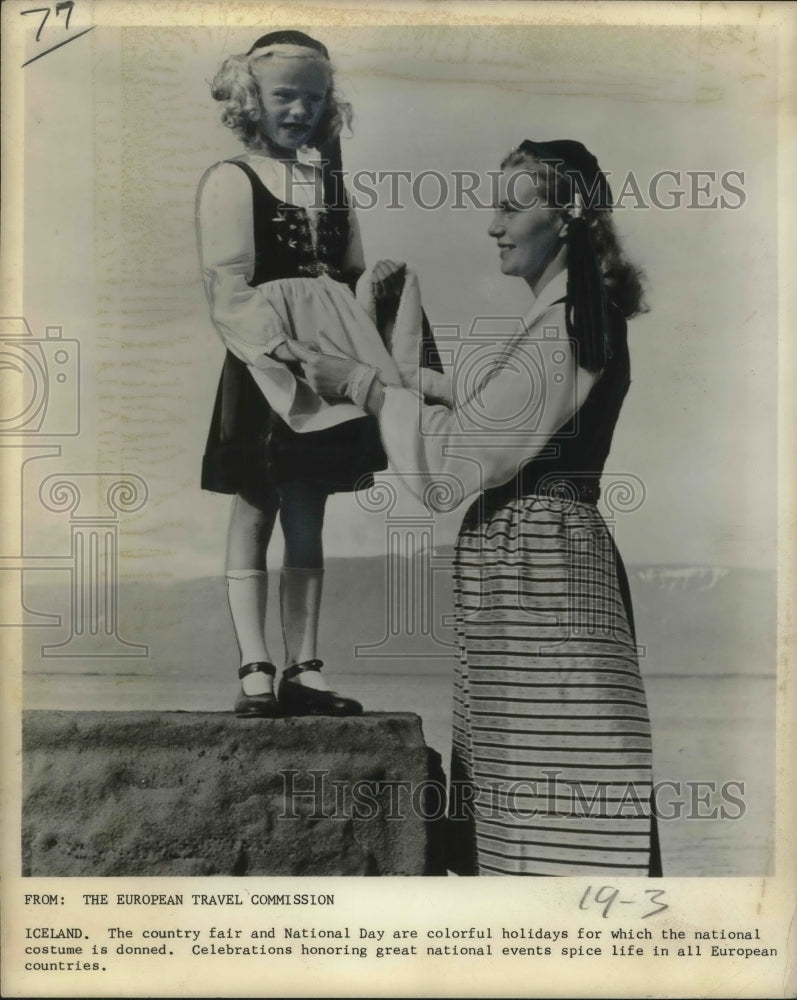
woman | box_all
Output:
[290,139,661,876]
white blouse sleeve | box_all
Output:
[378,304,600,510]
[195,161,289,366]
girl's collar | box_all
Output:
[240,151,320,171]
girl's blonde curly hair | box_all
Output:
[210,32,352,151]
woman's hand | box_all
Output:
[285,341,361,398]
[371,259,406,300]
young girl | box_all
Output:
[196,30,391,718]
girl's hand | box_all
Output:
[285,341,360,398]
[268,342,297,363]
[419,367,454,407]
[268,339,320,364]
[371,259,406,300]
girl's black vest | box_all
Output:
[202,158,441,496]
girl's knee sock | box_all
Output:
[226,569,273,694]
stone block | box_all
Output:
[22,711,447,877]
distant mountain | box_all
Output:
[636,565,731,591]
[626,564,775,677]
[18,558,775,679]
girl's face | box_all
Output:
[488,167,566,289]
[251,54,330,153]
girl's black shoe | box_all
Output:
[234,662,281,718]
[277,659,362,716]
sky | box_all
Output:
[14,21,779,580]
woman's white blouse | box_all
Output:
[379,270,600,509]
[195,154,365,368]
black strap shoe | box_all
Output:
[234,662,281,718]
[278,660,363,717]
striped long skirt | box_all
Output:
[447,494,656,876]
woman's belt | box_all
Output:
[480,471,601,513]
[524,473,601,504]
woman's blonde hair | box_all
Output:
[501,146,649,319]
[210,44,352,151]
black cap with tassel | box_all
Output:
[517,139,614,373]
[319,133,346,212]
[247,30,329,58]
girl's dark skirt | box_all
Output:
[202,351,387,497]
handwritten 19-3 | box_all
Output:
[579,885,668,920]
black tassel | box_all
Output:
[319,135,346,211]
[565,216,610,373]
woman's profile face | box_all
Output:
[488,167,565,286]
[251,54,330,152]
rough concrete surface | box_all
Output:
[22,711,447,877]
